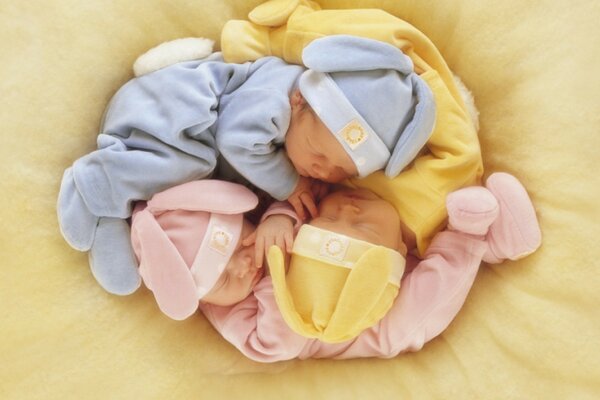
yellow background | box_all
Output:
[1,1,599,398]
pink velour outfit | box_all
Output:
[199,173,542,362]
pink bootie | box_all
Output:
[482,173,542,263]
[446,186,499,236]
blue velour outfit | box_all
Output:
[57,36,436,295]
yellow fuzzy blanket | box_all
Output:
[1,0,598,398]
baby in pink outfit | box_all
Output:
[130,180,301,319]
[199,173,541,362]
[131,173,541,361]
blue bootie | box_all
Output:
[57,168,99,251]
[89,217,141,295]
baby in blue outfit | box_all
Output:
[57,35,436,295]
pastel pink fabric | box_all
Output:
[199,172,542,361]
[483,173,542,262]
[199,231,487,362]
[131,180,258,320]
[446,186,498,235]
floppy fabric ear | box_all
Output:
[133,210,199,320]
[147,180,258,215]
[267,246,321,338]
[248,0,302,27]
[302,35,414,75]
[324,246,403,343]
[302,35,436,178]
[385,73,436,177]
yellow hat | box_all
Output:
[268,224,405,343]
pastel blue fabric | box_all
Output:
[57,35,435,295]
[58,53,303,294]
[301,35,436,177]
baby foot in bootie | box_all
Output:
[57,168,99,251]
[446,186,499,236]
[89,217,141,295]
[483,173,542,264]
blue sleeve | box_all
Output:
[216,88,299,201]
[70,56,254,217]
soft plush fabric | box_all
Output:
[222,1,485,255]
[269,224,406,343]
[131,180,259,320]
[298,35,437,178]
[1,1,598,399]
[202,173,542,362]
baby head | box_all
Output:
[285,35,436,182]
[131,180,263,319]
[200,218,263,307]
[310,187,406,253]
[267,187,407,343]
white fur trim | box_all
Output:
[453,74,480,132]
[133,38,215,77]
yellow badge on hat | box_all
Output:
[338,119,369,150]
[208,226,233,255]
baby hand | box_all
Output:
[310,179,331,203]
[242,214,295,269]
[287,176,318,221]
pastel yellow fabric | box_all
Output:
[1,1,599,399]
[268,225,405,343]
[222,0,484,254]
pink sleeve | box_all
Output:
[304,231,488,359]
[261,201,302,231]
[199,277,308,362]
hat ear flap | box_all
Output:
[267,246,320,337]
[134,211,199,320]
[302,35,414,74]
[248,0,301,27]
[385,73,436,177]
[324,247,398,342]
[147,180,258,215]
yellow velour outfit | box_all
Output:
[221,0,484,254]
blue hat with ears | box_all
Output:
[299,35,436,178]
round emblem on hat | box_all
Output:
[209,227,233,255]
[338,119,369,150]
[325,238,344,257]
[214,231,230,246]
[345,127,365,145]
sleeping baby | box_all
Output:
[57,35,436,295]
[129,179,298,318]
[132,173,541,361]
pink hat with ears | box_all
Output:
[131,180,258,320]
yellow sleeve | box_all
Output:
[221,2,483,254]
[348,69,483,254]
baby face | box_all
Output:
[310,187,405,252]
[201,220,264,306]
[285,90,358,183]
